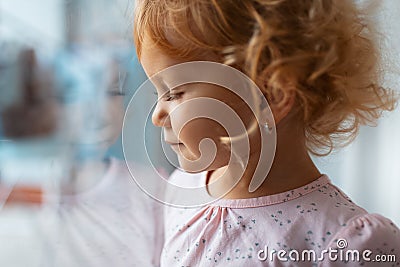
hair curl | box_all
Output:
[134,0,397,156]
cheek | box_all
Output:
[172,115,228,156]
[106,98,124,128]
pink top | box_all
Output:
[161,170,400,266]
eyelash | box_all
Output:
[154,91,184,102]
[107,91,126,97]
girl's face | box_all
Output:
[61,68,125,154]
[140,39,258,173]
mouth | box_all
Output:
[165,141,183,146]
[165,141,185,153]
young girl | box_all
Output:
[134,0,400,266]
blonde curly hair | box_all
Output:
[134,0,397,156]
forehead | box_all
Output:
[139,35,185,79]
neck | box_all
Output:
[207,123,321,199]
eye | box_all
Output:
[107,89,125,97]
[153,90,184,102]
[164,92,184,102]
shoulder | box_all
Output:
[336,213,400,250]
[320,213,400,266]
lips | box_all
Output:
[164,131,183,146]
[165,141,184,154]
[165,141,183,146]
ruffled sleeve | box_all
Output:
[319,214,400,266]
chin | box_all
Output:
[176,154,215,174]
[178,164,206,174]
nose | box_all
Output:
[152,101,171,128]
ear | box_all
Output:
[267,89,296,125]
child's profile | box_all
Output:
[133,0,400,266]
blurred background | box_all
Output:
[0,0,399,266]
[0,0,165,266]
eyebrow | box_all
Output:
[150,76,170,92]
